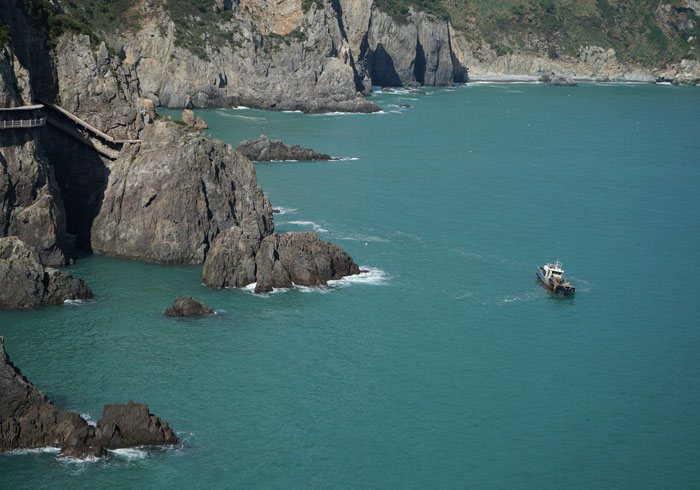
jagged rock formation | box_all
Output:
[0,336,177,458]
[0,129,72,266]
[100,1,467,112]
[90,120,273,263]
[164,296,214,317]
[181,109,208,130]
[203,230,360,293]
[235,135,333,162]
[0,237,92,309]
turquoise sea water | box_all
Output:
[2,84,700,489]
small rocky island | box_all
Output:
[0,336,177,459]
[164,296,215,317]
[235,135,334,162]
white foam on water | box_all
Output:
[284,220,328,233]
[7,447,61,455]
[57,453,103,464]
[281,110,303,113]
[331,157,359,161]
[80,413,97,427]
[63,299,82,305]
[110,448,148,460]
[274,206,297,215]
[328,266,389,287]
[233,106,250,110]
[337,234,390,243]
[232,115,265,121]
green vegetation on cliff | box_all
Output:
[53,0,700,67]
[376,0,700,65]
[0,18,11,47]
[22,0,100,49]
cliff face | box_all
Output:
[0,125,70,266]
[452,33,700,84]
[102,1,465,111]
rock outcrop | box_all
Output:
[0,336,177,458]
[164,296,214,317]
[0,127,72,267]
[235,135,333,162]
[202,230,360,293]
[90,120,273,264]
[0,237,92,309]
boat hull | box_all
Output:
[537,267,575,295]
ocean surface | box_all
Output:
[2,83,699,489]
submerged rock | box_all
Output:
[202,229,360,293]
[235,135,333,162]
[0,237,92,309]
[164,296,214,317]
[0,336,177,458]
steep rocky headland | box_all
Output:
[0,0,361,301]
[0,336,177,458]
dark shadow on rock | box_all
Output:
[40,126,110,253]
[414,39,426,86]
[369,43,402,88]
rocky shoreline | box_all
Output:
[0,336,177,459]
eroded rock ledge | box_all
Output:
[203,230,360,293]
[0,237,92,309]
[235,135,334,162]
[0,336,177,459]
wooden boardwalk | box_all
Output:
[1,102,141,160]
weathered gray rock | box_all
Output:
[0,130,72,266]
[201,224,261,288]
[164,296,214,317]
[235,135,333,162]
[91,400,178,449]
[0,336,177,459]
[108,1,468,112]
[0,237,92,309]
[53,34,143,140]
[202,229,360,293]
[547,75,577,87]
[90,120,273,264]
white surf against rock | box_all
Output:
[283,220,328,233]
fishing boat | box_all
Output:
[537,260,575,295]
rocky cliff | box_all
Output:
[90,120,273,263]
[62,0,468,112]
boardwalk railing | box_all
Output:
[0,118,46,129]
[1,102,140,160]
